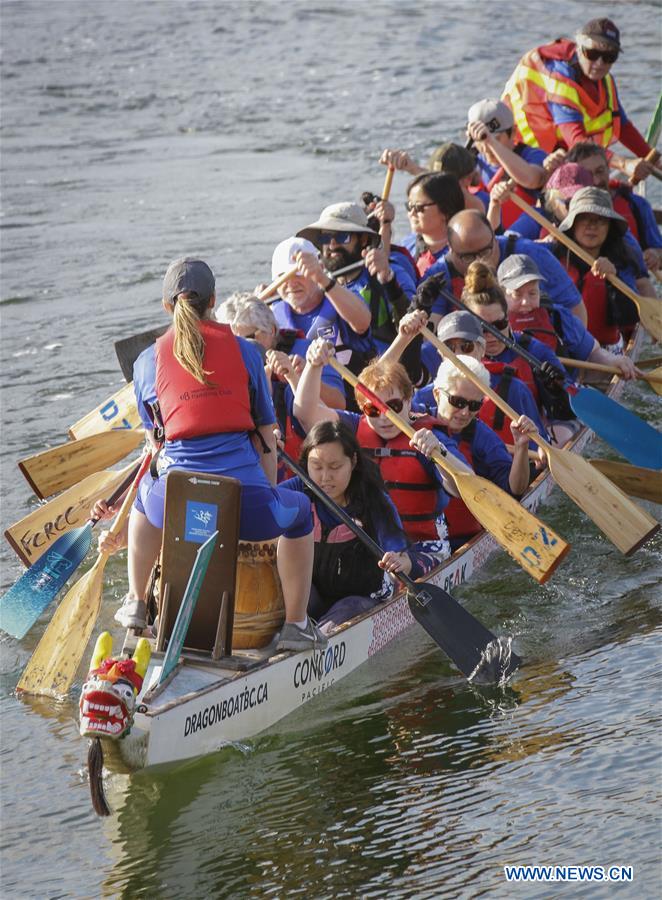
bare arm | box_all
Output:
[508,415,537,496]
[379,309,429,367]
[293,340,341,432]
[296,251,371,334]
[254,425,278,485]
[467,122,546,189]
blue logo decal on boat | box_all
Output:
[184,501,218,544]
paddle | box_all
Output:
[637,356,662,370]
[508,191,662,342]
[18,429,144,500]
[589,460,662,505]
[257,259,365,303]
[115,326,167,382]
[557,356,662,395]
[327,357,570,584]
[16,453,152,698]
[68,382,140,440]
[426,332,660,555]
[438,286,662,469]
[381,165,395,202]
[5,459,137,566]
[0,460,142,640]
[279,449,520,683]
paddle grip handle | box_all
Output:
[381,166,395,203]
[278,449,416,592]
[89,459,143,528]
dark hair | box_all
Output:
[562,219,634,271]
[461,261,508,313]
[566,142,608,164]
[407,172,465,220]
[300,420,406,543]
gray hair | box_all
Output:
[216,293,277,334]
[434,355,491,392]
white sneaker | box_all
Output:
[276,618,328,652]
[114,595,147,630]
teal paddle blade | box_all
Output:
[0,525,93,639]
[570,386,662,469]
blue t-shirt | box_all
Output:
[448,419,514,493]
[133,336,275,485]
[545,55,629,128]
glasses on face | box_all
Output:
[438,387,483,413]
[361,397,404,418]
[483,315,510,332]
[581,45,619,64]
[318,231,353,245]
[405,200,436,214]
[453,238,494,264]
[446,339,476,354]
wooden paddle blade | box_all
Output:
[5,462,136,566]
[0,525,93,640]
[546,449,660,555]
[589,460,662,504]
[18,430,143,499]
[68,382,141,440]
[454,471,570,584]
[647,366,662,397]
[569,386,662,469]
[637,297,662,344]
[114,327,167,381]
[16,560,106,697]
[406,582,521,682]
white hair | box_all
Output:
[433,355,491,392]
[216,293,276,334]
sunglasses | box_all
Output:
[453,238,494,264]
[405,200,436,214]
[446,339,476,354]
[581,46,619,64]
[361,397,404,418]
[437,387,483,413]
[483,316,510,332]
[318,231,353,245]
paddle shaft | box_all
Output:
[558,356,662,385]
[257,259,365,302]
[381,166,395,202]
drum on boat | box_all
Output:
[233,539,284,649]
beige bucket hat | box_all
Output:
[559,186,628,235]
[297,202,380,247]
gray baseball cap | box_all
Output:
[467,98,514,134]
[437,311,485,345]
[497,254,543,291]
[163,257,216,303]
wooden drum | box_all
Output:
[233,539,285,649]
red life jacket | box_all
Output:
[155,321,254,440]
[356,416,442,542]
[442,436,481,542]
[484,352,539,404]
[444,257,466,299]
[502,39,621,152]
[610,182,640,242]
[416,248,440,278]
[508,305,559,351]
[486,153,539,231]
[563,262,621,346]
[478,363,518,443]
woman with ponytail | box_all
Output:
[98,257,326,654]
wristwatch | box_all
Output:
[323,276,337,293]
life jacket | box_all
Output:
[311,505,384,605]
[356,416,442,542]
[478,363,519,443]
[444,257,466,299]
[438,423,481,543]
[610,182,643,244]
[502,39,622,152]
[154,321,254,441]
[561,261,623,346]
[413,235,445,278]
[484,347,539,403]
[508,304,560,352]
[484,147,539,231]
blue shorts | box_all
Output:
[134,472,312,540]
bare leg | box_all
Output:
[277,532,314,623]
[126,507,162,600]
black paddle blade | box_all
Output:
[114,326,168,381]
[406,583,522,684]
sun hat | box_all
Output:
[436,311,486,346]
[271,236,319,279]
[163,258,215,303]
[580,17,621,49]
[428,142,477,178]
[297,202,380,246]
[497,254,543,291]
[466,98,514,134]
[545,162,594,199]
[558,186,627,235]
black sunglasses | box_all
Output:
[483,316,510,332]
[437,387,483,413]
[361,397,404,418]
[318,231,353,245]
[581,46,619,64]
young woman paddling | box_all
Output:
[281,421,414,628]
[401,173,465,278]
[94,257,326,653]
[294,344,467,572]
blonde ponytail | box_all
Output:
[172,296,214,384]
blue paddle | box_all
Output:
[437,285,662,470]
[0,460,141,640]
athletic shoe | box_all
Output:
[276,618,329,652]
[114,596,147,630]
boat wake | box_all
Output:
[468,636,519,686]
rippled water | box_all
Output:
[1,1,661,897]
